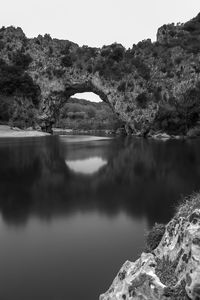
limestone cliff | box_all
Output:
[100,203,200,300]
[1,13,200,134]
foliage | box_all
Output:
[101,43,125,62]
[136,93,149,109]
[12,51,32,69]
[9,98,37,129]
[0,50,40,127]
[153,86,162,102]
[154,82,200,134]
[59,39,152,81]
[117,81,126,92]
[0,96,13,122]
[175,193,200,219]
[56,97,123,130]
[92,43,151,81]
[187,126,200,137]
[179,82,200,130]
[183,13,200,33]
[61,54,73,68]
[131,57,150,80]
[0,40,4,50]
[145,223,166,252]
[163,14,200,54]
[163,280,187,300]
[155,256,179,287]
[0,58,40,106]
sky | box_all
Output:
[1,0,200,102]
[1,0,200,48]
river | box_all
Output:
[0,135,200,300]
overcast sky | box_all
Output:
[1,0,200,102]
[1,0,200,48]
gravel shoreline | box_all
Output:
[0,125,50,138]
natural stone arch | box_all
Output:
[38,75,122,132]
[43,80,116,132]
[1,17,200,135]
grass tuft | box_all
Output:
[145,223,166,252]
[175,192,200,219]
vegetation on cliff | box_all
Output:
[1,13,200,133]
[0,41,40,128]
[100,192,200,299]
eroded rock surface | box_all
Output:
[100,209,200,300]
[1,14,200,134]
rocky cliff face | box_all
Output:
[100,206,200,300]
[1,13,200,134]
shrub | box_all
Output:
[145,223,166,252]
[174,56,183,65]
[117,81,126,92]
[60,43,72,55]
[153,86,162,102]
[0,96,13,122]
[57,97,123,130]
[187,126,200,137]
[183,13,200,33]
[101,46,110,57]
[12,51,32,69]
[179,83,200,130]
[87,107,96,118]
[61,54,73,67]
[9,99,37,129]
[0,59,40,106]
[109,44,125,62]
[136,93,148,109]
[131,57,150,80]
[175,193,200,219]
[0,41,4,50]
[53,68,65,78]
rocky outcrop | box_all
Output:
[1,13,200,134]
[100,208,200,300]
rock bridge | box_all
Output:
[1,15,200,135]
[37,68,158,134]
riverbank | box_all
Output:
[53,128,200,141]
[0,125,50,137]
[100,193,200,300]
[52,128,115,136]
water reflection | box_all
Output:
[0,136,200,226]
[1,136,200,300]
[66,157,107,175]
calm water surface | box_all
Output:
[0,135,200,300]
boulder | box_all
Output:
[152,132,171,140]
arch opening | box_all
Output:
[72,92,102,103]
[55,90,123,132]
[63,82,109,104]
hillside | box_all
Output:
[55,97,123,130]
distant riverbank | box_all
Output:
[52,128,116,136]
[0,125,50,138]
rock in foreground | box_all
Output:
[100,206,200,299]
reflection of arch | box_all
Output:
[66,157,107,175]
[1,137,200,226]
